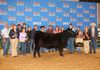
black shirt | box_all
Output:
[67,28,75,37]
[27,30,31,41]
[9,29,17,39]
[83,32,90,40]
[17,28,21,39]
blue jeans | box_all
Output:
[26,41,31,53]
[76,47,81,53]
[17,40,21,54]
[30,39,35,54]
[90,38,97,53]
[67,37,74,53]
[2,38,10,56]
[0,38,2,49]
[20,42,26,55]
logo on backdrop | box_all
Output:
[41,17,48,21]
[17,1,24,6]
[33,1,40,6]
[17,11,24,16]
[83,10,89,14]
[77,4,83,8]
[25,7,32,12]
[90,5,96,9]
[49,12,55,16]
[49,22,56,25]
[77,13,83,17]
[33,22,41,25]
[56,17,62,21]
[83,17,89,22]
[63,3,70,8]
[48,2,55,7]
[0,9,7,15]
[63,12,69,17]
[70,17,76,22]
[63,22,70,25]
[8,6,16,11]
[56,8,62,12]
[8,16,16,21]
[41,7,48,12]
[25,16,32,21]
[90,14,95,18]
[70,8,76,13]
[0,0,7,5]
[33,12,40,16]
[77,22,83,26]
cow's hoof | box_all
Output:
[34,56,36,58]
[38,55,41,57]
[33,55,36,58]
[60,55,64,57]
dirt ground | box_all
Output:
[0,49,100,70]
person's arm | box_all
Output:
[96,28,98,39]
[86,33,89,39]
[25,33,28,41]
[1,30,6,43]
[88,29,91,39]
[9,30,15,39]
[76,35,79,38]
[82,35,85,39]
[31,29,35,39]
[9,30,13,38]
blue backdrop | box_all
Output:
[0,0,97,30]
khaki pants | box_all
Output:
[11,38,18,57]
[84,40,90,53]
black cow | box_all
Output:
[32,29,72,57]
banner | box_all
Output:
[0,0,97,30]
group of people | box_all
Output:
[0,23,32,57]
[0,22,98,57]
[67,23,97,54]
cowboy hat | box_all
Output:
[90,23,96,26]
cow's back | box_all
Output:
[34,31,61,49]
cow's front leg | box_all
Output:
[36,47,41,57]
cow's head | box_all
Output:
[63,28,75,38]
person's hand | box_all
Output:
[12,35,15,37]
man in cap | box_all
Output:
[89,23,98,54]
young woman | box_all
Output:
[54,26,61,33]
[19,28,27,55]
[9,25,18,57]
[61,26,64,32]
[75,31,84,53]
[83,26,90,53]
[26,26,32,53]
[0,31,2,49]
[46,25,53,33]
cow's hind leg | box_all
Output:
[33,48,36,57]
[58,47,64,56]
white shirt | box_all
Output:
[1,28,9,38]
[91,28,95,37]
[19,32,27,42]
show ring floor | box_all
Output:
[0,48,100,70]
